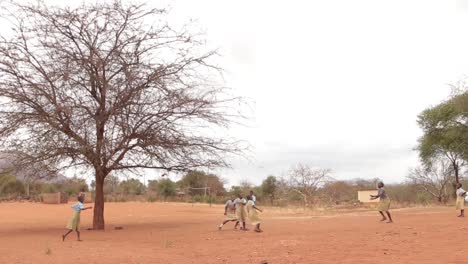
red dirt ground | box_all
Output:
[1,202,467,264]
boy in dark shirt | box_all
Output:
[370,182,393,223]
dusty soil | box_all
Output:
[1,202,467,264]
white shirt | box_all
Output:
[235,198,247,207]
[225,200,235,208]
[457,188,466,196]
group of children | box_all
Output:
[61,181,468,242]
[218,190,264,232]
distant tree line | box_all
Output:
[1,164,466,206]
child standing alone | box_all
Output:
[455,183,466,217]
[62,195,92,241]
[370,182,393,223]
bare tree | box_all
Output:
[286,163,333,207]
[0,1,244,229]
[407,159,452,203]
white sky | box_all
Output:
[5,0,468,186]
[159,0,468,186]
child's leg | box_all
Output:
[379,211,387,221]
[460,209,465,217]
[62,229,73,241]
[255,223,262,232]
[385,211,393,223]
[76,230,81,241]
[242,222,247,231]
[219,220,230,230]
[234,221,239,229]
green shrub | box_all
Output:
[41,184,58,193]
[416,192,432,205]
[147,194,158,202]
[0,177,24,196]
[156,179,176,200]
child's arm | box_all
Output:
[370,190,382,200]
[81,206,93,211]
[253,205,263,212]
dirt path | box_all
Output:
[1,202,467,264]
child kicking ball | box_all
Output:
[218,195,238,230]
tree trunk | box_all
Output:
[93,170,106,230]
[454,162,459,183]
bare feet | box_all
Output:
[458,215,464,218]
[386,220,393,223]
[380,218,387,222]
[62,235,65,242]
[77,239,83,242]
[255,229,263,233]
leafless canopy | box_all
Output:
[0,1,244,176]
[407,158,453,203]
[286,163,333,206]
[0,1,245,228]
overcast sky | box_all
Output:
[156,0,468,186]
[5,0,468,186]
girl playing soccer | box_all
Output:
[218,195,238,230]
[62,195,92,241]
[234,193,248,231]
[455,183,466,217]
[370,182,393,223]
[246,195,263,232]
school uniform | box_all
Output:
[235,198,247,222]
[224,199,237,221]
[66,201,84,231]
[246,200,261,225]
[377,187,390,211]
[456,188,466,210]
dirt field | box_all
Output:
[1,202,467,264]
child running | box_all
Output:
[370,182,393,223]
[62,194,92,241]
[234,193,248,231]
[218,195,238,230]
[455,183,466,217]
[246,195,263,232]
